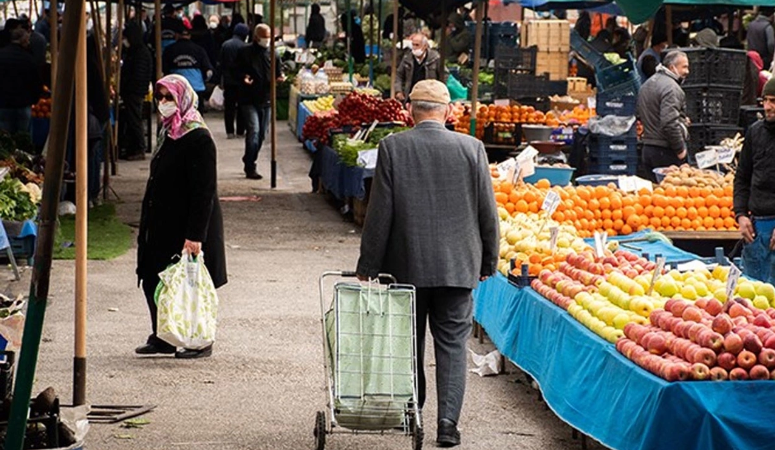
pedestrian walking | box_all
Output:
[356,80,499,448]
[136,74,227,359]
[636,50,690,182]
[747,7,774,71]
[235,24,283,179]
[305,3,326,48]
[0,27,43,134]
[120,21,153,160]
[340,12,366,64]
[734,78,775,285]
[394,33,446,102]
[218,23,248,139]
[162,27,214,109]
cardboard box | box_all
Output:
[521,20,571,52]
[535,51,569,81]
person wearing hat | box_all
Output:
[356,79,499,448]
[218,22,249,138]
[394,33,447,102]
[734,77,775,284]
[162,25,214,109]
[154,4,185,52]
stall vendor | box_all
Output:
[394,34,447,102]
[734,78,775,284]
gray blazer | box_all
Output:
[357,121,499,289]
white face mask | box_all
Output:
[209,21,218,29]
[158,101,177,118]
[412,48,425,58]
[258,38,270,48]
[122,38,130,47]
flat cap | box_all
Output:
[409,79,451,105]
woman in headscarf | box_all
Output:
[135,75,227,359]
[743,50,768,105]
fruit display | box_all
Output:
[450,102,593,140]
[335,91,411,127]
[31,87,52,119]
[302,96,335,113]
[302,111,340,145]
[656,164,733,190]
[329,81,355,94]
[720,134,744,154]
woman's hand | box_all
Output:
[183,239,202,256]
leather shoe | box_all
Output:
[437,419,460,447]
[245,171,263,180]
[175,345,213,359]
[135,341,176,355]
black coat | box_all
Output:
[305,13,326,43]
[121,22,153,97]
[137,128,227,288]
[0,44,43,108]
[235,43,281,107]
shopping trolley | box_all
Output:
[314,271,423,450]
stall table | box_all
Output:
[661,230,741,258]
[297,102,315,143]
[317,144,373,202]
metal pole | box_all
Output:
[376,0,382,62]
[11,1,18,21]
[51,0,58,93]
[666,5,673,46]
[469,1,483,136]
[3,0,85,446]
[270,0,277,188]
[439,1,448,62]
[346,0,352,83]
[74,6,88,407]
[154,0,162,80]
[389,0,397,98]
[112,0,125,174]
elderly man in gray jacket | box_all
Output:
[636,50,690,181]
[357,79,499,447]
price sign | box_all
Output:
[496,158,517,179]
[717,147,736,164]
[549,226,559,253]
[511,161,523,185]
[647,257,666,295]
[695,149,719,169]
[726,264,742,301]
[542,190,561,217]
[594,231,608,259]
[617,176,636,192]
[516,146,538,178]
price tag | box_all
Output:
[617,176,636,192]
[496,158,517,180]
[511,161,523,185]
[726,264,742,301]
[549,226,559,253]
[593,231,607,259]
[494,99,511,106]
[695,149,719,169]
[647,257,666,295]
[542,190,561,217]
[516,146,538,178]
[717,147,736,164]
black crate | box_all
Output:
[685,87,741,125]
[484,122,522,146]
[688,124,744,156]
[508,74,567,100]
[570,29,612,70]
[674,47,747,89]
[596,57,640,93]
[588,132,638,158]
[587,156,639,176]
[739,106,764,132]
[494,45,537,74]
[596,90,637,117]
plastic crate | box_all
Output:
[596,57,640,93]
[676,47,747,89]
[489,23,518,55]
[575,174,622,186]
[494,45,537,74]
[507,74,567,100]
[484,122,522,146]
[522,166,575,186]
[587,160,638,176]
[595,90,637,117]
[570,29,612,69]
[687,125,744,156]
[684,87,741,125]
[588,131,638,158]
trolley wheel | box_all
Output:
[314,411,326,450]
[412,426,423,450]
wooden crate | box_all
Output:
[566,76,595,104]
[535,51,569,81]
[521,20,571,52]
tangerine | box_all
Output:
[708,205,721,218]
[535,179,551,189]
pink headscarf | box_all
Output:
[155,74,208,141]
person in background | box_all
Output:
[214,15,231,46]
[156,4,184,52]
[219,22,249,139]
[34,9,50,42]
[340,12,366,64]
[120,21,153,161]
[637,30,668,82]
[305,3,326,48]
[735,78,775,285]
[208,14,220,32]
[394,33,446,102]
[361,4,378,49]
[191,14,219,74]
[235,24,283,179]
[19,16,46,69]
[692,28,718,48]
[637,50,691,182]
[743,51,766,106]
[446,13,471,62]
[357,79,498,448]
[575,11,591,41]
[746,7,774,70]
[0,28,43,134]
[176,6,191,30]
[632,23,649,57]
[611,26,632,58]
[163,27,213,109]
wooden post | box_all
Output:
[666,5,673,46]
[112,0,125,175]
[469,1,484,137]
[376,0,382,62]
[11,1,18,23]
[73,6,88,407]
[270,0,277,188]
[389,0,397,98]
[439,1,448,62]
[154,0,162,80]
[3,0,85,445]
[51,0,58,93]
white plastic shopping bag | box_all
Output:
[155,250,219,349]
[208,86,225,110]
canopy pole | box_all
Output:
[154,0,162,81]
[3,0,85,445]
[112,0,125,176]
[73,6,88,407]
[666,5,673,46]
[51,0,58,93]
[376,0,382,62]
[270,0,277,188]
[346,0,353,83]
[389,0,397,98]
[469,1,483,137]
[439,1,448,62]
[103,0,113,198]
[11,1,18,21]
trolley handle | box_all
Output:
[321,271,397,284]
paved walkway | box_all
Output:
[3,114,603,449]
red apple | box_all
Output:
[709,366,729,381]
[744,334,764,354]
[648,334,668,355]
[717,352,738,371]
[683,306,703,323]
[705,298,724,317]
[738,350,758,370]
[724,333,744,354]
[729,303,750,319]
[765,334,775,350]
[672,301,689,318]
[729,367,750,380]
[753,314,772,329]
[759,348,775,369]
[691,363,710,381]
[712,316,734,335]
[733,316,750,327]
[688,323,706,342]
[695,298,709,310]
[693,348,717,367]
[750,364,770,380]
[700,331,724,353]
[664,299,678,313]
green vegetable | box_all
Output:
[374,74,391,93]
[333,135,377,167]
[367,127,409,145]
[0,177,37,221]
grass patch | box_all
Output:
[53,203,133,260]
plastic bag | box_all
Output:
[208,86,225,111]
[155,250,219,349]
[587,115,637,137]
[447,73,468,102]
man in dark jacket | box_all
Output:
[163,28,213,108]
[734,78,775,284]
[636,50,690,181]
[446,12,471,62]
[0,28,43,134]
[394,33,447,101]
[305,3,326,48]
[120,21,153,160]
[235,24,282,179]
[747,7,774,71]
[340,12,366,64]
[357,80,499,448]
[218,23,248,138]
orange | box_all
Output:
[689,187,700,198]
[706,194,719,207]
[687,207,698,220]
[712,187,724,198]
[644,205,655,217]
[595,185,609,199]
[694,197,705,208]
[681,218,692,229]
[661,216,671,227]
[529,202,539,213]
[524,191,537,203]
[669,197,684,209]
[639,215,649,228]
[603,218,614,230]
[664,206,676,218]
[623,196,635,207]
[621,224,633,235]
[622,206,636,220]
[653,206,665,218]
[650,217,661,228]
[676,186,689,198]
[665,186,677,197]
[577,187,591,201]
[708,205,721,219]
[610,195,623,210]
[584,210,594,221]
[509,191,521,204]
[684,198,695,208]
[638,195,651,207]
[714,218,725,229]
[594,209,602,219]
[676,207,688,219]
[500,181,514,194]
[697,206,709,218]
[699,187,711,198]
[516,200,529,213]
[724,185,733,197]
[554,211,565,222]
[579,218,589,231]
[719,196,732,208]
[599,197,611,210]
[653,195,668,208]
[724,217,736,228]
[634,204,644,215]
[614,219,624,231]
[692,219,702,229]
[671,216,681,228]
[588,198,600,210]
[627,215,641,228]
[703,216,715,228]
[720,207,731,219]
[654,187,666,196]
[529,254,542,264]
[534,178,550,188]
[495,192,509,204]
[638,225,647,232]
[602,209,613,220]
[505,202,515,213]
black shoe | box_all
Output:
[245,171,263,180]
[135,339,176,355]
[175,345,213,359]
[437,419,460,447]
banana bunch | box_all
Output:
[303,96,335,113]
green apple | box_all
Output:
[613,313,631,330]
[713,289,728,303]
[669,269,683,281]
[680,284,698,301]
[656,278,680,298]
[753,296,770,311]
[737,282,756,300]
[756,283,775,302]
[694,282,710,298]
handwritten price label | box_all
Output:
[717,147,736,164]
[647,257,666,295]
[542,190,561,217]
[695,149,719,169]
[726,264,742,301]
[549,226,559,253]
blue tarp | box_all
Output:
[474,274,775,450]
[583,229,698,264]
[297,102,313,142]
[319,145,374,201]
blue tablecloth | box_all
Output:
[474,275,775,450]
[319,145,373,201]
[297,102,314,142]
[584,229,698,264]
